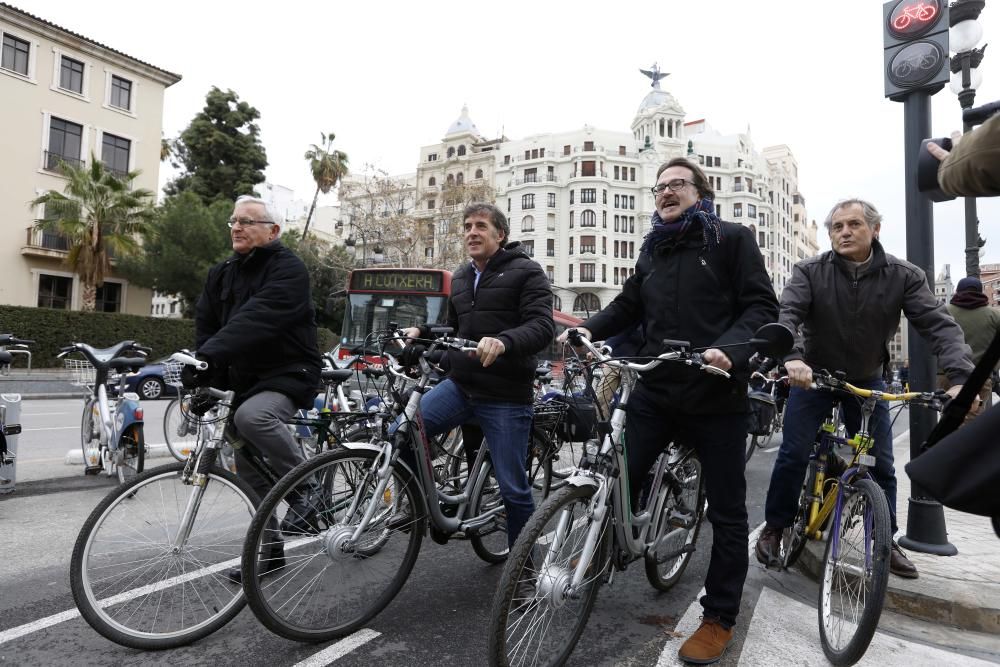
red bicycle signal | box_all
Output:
[889,0,942,38]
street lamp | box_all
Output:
[948,0,988,277]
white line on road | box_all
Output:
[18,412,75,416]
[0,536,317,646]
[291,629,381,666]
[22,426,80,432]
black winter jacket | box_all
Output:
[422,242,554,403]
[582,220,778,414]
[195,241,321,408]
[779,239,973,384]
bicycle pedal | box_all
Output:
[84,465,102,475]
[667,509,696,530]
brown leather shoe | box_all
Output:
[755,524,782,568]
[678,617,734,664]
[890,541,918,579]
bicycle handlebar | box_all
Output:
[565,328,731,379]
[0,335,34,346]
[169,351,209,371]
[811,371,945,409]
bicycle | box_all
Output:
[60,340,149,483]
[69,350,377,650]
[0,335,33,484]
[486,324,790,667]
[771,371,945,666]
[238,331,564,642]
[746,372,788,462]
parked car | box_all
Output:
[123,358,180,400]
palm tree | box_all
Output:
[303,131,349,240]
[30,156,156,311]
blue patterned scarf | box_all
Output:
[641,198,724,254]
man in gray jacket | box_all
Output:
[755,198,974,579]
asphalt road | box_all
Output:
[0,400,913,666]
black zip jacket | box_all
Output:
[421,242,554,404]
[779,239,973,384]
[195,241,321,408]
[582,221,778,414]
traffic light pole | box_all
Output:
[898,90,958,556]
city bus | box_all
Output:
[334,267,581,365]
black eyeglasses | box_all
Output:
[227,217,275,228]
[650,179,692,195]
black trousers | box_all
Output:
[625,385,749,628]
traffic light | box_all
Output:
[883,0,950,100]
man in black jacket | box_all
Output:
[566,157,779,665]
[194,195,321,577]
[755,198,974,579]
[402,203,554,548]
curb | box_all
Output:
[0,474,118,499]
[17,392,87,400]
[798,538,1000,635]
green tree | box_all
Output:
[166,87,268,205]
[117,192,233,317]
[31,157,156,312]
[281,229,353,331]
[303,131,349,240]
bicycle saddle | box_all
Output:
[0,351,11,365]
[321,368,354,384]
[74,341,138,366]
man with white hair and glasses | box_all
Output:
[188,195,322,582]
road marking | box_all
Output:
[22,426,80,432]
[655,521,765,666]
[0,536,316,645]
[291,629,381,666]
[18,412,74,416]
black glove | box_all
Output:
[399,344,427,368]
[188,392,217,417]
[180,357,212,389]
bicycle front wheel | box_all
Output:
[80,397,97,464]
[242,447,425,642]
[818,478,891,666]
[116,424,145,484]
[488,483,610,667]
[163,397,197,462]
[645,454,704,591]
[70,463,256,649]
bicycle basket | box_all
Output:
[748,390,776,436]
[532,399,569,441]
[163,361,185,388]
[64,358,96,386]
[550,394,598,442]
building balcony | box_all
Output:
[42,151,84,174]
[512,174,559,186]
[423,185,439,194]
[22,226,70,258]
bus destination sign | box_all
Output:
[350,271,443,293]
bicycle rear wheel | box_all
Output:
[242,447,425,642]
[780,486,810,569]
[70,463,256,649]
[163,397,197,462]
[488,484,610,667]
[116,424,145,484]
[818,478,891,666]
[645,454,704,591]
[80,397,98,465]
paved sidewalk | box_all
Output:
[799,433,1000,635]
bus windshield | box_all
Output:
[340,293,447,349]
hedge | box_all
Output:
[0,305,340,368]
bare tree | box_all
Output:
[427,179,497,269]
[339,165,423,267]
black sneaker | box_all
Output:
[281,487,323,535]
[227,543,285,585]
[755,524,783,568]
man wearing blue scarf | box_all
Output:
[569,157,778,664]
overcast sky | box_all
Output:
[18,0,1000,281]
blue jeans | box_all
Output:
[764,378,898,534]
[393,379,535,547]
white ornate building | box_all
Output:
[338,67,820,317]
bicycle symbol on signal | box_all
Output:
[892,1,937,31]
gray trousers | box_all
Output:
[233,390,304,503]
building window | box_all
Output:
[524,167,537,183]
[629,196,635,209]
[716,204,722,217]
[447,147,455,158]
[614,215,619,232]
[733,203,743,217]
[602,236,607,254]
[2,33,30,76]
[425,246,434,258]
[758,232,766,247]
[574,293,600,312]
[629,241,635,258]
[547,192,556,208]
[458,145,466,156]
[475,168,483,179]
[522,240,534,256]
[630,217,635,233]
[38,274,72,309]
[602,211,607,228]
[102,133,131,178]
[427,198,435,209]
[748,204,757,218]
[581,188,596,204]
[522,193,534,210]
[580,235,596,254]
[546,266,555,282]
[427,153,437,162]
[580,210,596,227]
[614,194,620,208]
[614,166,620,180]
[563,145,571,156]
[46,117,84,171]
[456,172,464,185]
[503,155,510,165]
[547,214,556,230]
[584,141,595,151]
[569,190,574,205]
[581,160,596,177]
[568,265,573,283]
[95,282,122,313]
[580,264,596,283]
[546,238,555,256]
[428,176,436,186]
[109,75,132,111]
[522,215,534,232]
[568,237,574,254]
[614,240,620,257]
[59,56,84,94]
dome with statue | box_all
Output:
[445,105,480,137]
